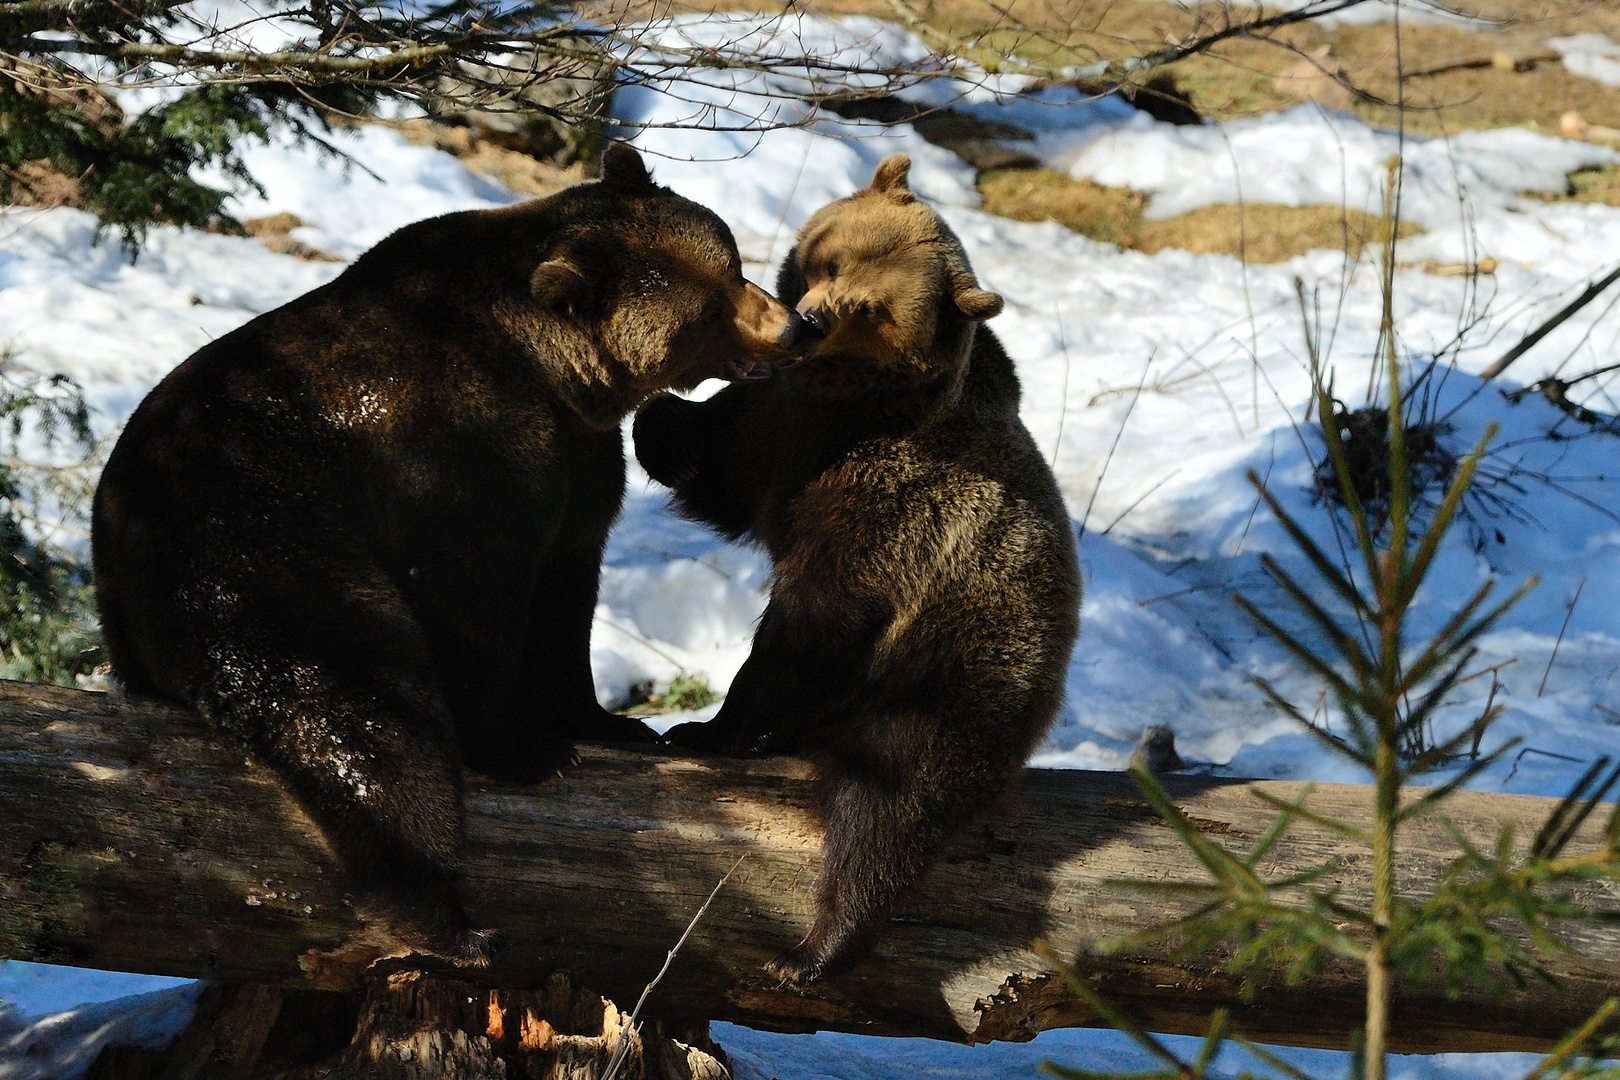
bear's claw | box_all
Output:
[765,943,825,986]
[451,927,503,968]
[661,719,721,751]
[663,721,776,757]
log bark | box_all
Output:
[4,679,1620,1055]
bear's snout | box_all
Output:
[798,306,834,340]
[778,308,823,357]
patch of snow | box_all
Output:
[1549,33,1620,88]
[211,124,519,260]
[716,1023,1545,1080]
[0,962,192,1018]
[1057,106,1618,224]
[0,962,199,1080]
[0,206,339,428]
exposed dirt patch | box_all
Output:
[390,120,590,198]
[0,160,81,210]
[241,213,341,262]
[979,168,1422,262]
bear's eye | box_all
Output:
[823,259,839,279]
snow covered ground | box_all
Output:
[714,1023,1552,1080]
[0,962,198,1080]
[5,11,1620,1075]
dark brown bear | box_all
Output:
[92,144,804,964]
[633,154,1081,984]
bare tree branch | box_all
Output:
[0,0,1399,136]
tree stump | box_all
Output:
[87,973,732,1080]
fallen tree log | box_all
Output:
[4,680,1619,1056]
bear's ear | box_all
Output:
[775,244,808,308]
[601,143,653,189]
[867,154,914,202]
[531,257,589,315]
[954,282,1004,321]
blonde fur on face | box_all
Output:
[791,154,1003,377]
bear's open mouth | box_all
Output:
[727,356,776,380]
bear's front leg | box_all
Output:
[633,388,771,541]
[516,543,658,752]
[661,709,779,757]
[632,394,706,489]
[661,598,874,756]
[661,649,812,757]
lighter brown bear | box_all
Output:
[634,153,1081,984]
[93,144,807,964]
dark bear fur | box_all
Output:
[633,154,1081,984]
[91,145,802,964]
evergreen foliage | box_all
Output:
[0,0,603,253]
[1,55,386,251]
[0,356,102,685]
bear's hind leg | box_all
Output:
[768,758,935,984]
[193,573,496,967]
[766,710,1009,986]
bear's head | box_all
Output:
[518,145,811,422]
[777,153,1002,391]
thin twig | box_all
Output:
[1050,308,1072,469]
[592,615,689,673]
[1101,468,1180,536]
[1504,746,1587,784]
[1538,577,1586,698]
[1478,264,1620,383]
[1232,434,1275,558]
[1077,351,1153,544]
[1402,51,1557,80]
[599,854,747,1080]
[1212,120,1259,427]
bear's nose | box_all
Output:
[799,307,833,338]
[779,308,825,352]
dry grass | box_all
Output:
[979,167,1421,262]
[1525,162,1620,207]
[1336,20,1620,138]
[670,0,1620,136]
